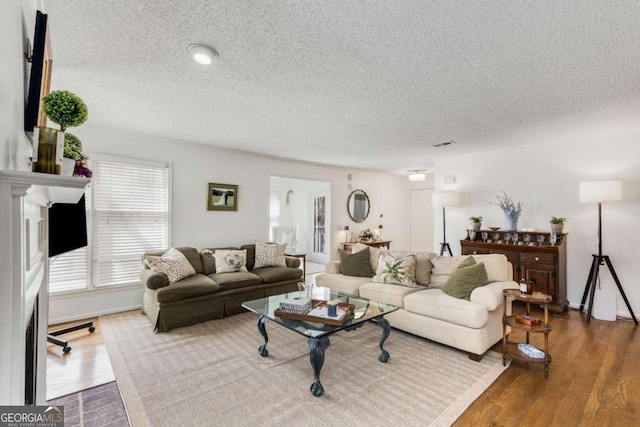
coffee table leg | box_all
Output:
[257,315,269,357]
[376,316,391,363]
[308,336,330,397]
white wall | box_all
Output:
[434,138,640,319]
[0,0,39,171]
[50,123,409,321]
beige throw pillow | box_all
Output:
[254,241,287,268]
[147,247,196,283]
[214,249,248,273]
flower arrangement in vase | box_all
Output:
[359,228,375,242]
[491,191,522,231]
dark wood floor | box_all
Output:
[48,306,639,426]
[455,306,640,426]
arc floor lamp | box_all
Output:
[432,191,460,256]
[578,180,637,325]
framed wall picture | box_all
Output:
[207,183,238,211]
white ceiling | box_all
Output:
[43,1,640,174]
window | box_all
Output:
[49,155,170,293]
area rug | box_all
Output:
[100,311,509,427]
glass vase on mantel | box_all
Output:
[504,208,521,231]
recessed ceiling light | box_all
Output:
[187,44,219,65]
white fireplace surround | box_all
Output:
[0,170,88,405]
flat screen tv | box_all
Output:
[49,195,88,257]
[25,11,49,132]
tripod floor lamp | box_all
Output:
[578,180,637,325]
[432,191,460,256]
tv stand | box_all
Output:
[47,322,95,354]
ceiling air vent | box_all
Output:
[433,140,456,148]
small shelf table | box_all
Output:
[502,289,553,379]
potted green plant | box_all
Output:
[550,217,567,233]
[32,90,89,175]
[62,132,87,176]
[42,90,89,131]
[469,216,483,230]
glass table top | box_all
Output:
[242,287,399,338]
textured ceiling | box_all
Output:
[43,1,640,174]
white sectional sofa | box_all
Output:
[315,244,519,360]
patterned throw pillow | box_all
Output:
[142,256,161,271]
[372,253,418,287]
[254,241,287,268]
[214,249,248,273]
[147,248,196,283]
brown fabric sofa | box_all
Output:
[140,244,302,332]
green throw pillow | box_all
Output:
[456,255,476,270]
[442,262,488,300]
[339,248,374,277]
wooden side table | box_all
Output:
[285,252,306,278]
[341,240,392,253]
[502,289,553,379]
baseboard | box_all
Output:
[49,304,142,326]
[567,302,634,321]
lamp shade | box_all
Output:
[432,191,460,208]
[579,180,622,203]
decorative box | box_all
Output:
[279,297,311,314]
[515,315,541,326]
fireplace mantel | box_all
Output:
[0,170,89,405]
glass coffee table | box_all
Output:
[242,287,399,396]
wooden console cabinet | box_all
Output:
[461,231,568,312]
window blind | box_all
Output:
[48,155,169,294]
[49,247,89,293]
[92,158,169,287]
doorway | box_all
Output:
[410,188,434,252]
[269,176,331,265]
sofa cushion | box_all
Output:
[403,289,488,329]
[339,248,374,277]
[254,241,287,268]
[214,249,249,273]
[147,248,197,283]
[442,261,489,300]
[359,282,425,308]
[207,271,263,291]
[392,251,435,286]
[314,273,370,296]
[201,247,240,275]
[430,254,510,288]
[252,266,302,283]
[473,254,510,282]
[373,253,417,287]
[156,274,220,303]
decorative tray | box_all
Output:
[275,300,355,326]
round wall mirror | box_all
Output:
[347,189,370,223]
